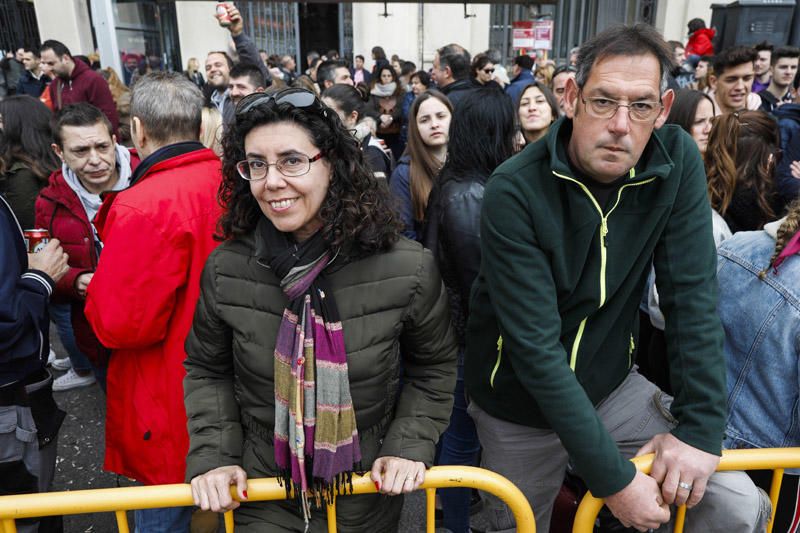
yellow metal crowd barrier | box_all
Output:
[572,447,800,533]
[0,465,535,533]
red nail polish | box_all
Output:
[243,490,248,499]
[374,480,381,491]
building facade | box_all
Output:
[27,0,719,79]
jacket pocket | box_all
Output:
[0,405,37,463]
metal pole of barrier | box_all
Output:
[115,510,130,533]
[0,466,535,532]
[425,488,436,533]
[573,448,800,533]
[768,468,785,533]
[326,498,336,533]
[224,510,235,533]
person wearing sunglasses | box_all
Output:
[184,87,456,532]
[469,53,501,91]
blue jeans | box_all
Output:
[50,303,92,373]
[436,363,481,533]
[134,505,192,533]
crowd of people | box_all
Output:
[1,4,800,533]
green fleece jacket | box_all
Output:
[464,117,726,498]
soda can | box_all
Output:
[216,2,231,26]
[24,228,50,253]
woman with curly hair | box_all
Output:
[184,88,456,532]
[717,197,800,532]
[705,110,786,232]
[0,95,61,228]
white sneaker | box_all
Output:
[47,346,57,366]
[52,368,95,391]
[51,356,72,371]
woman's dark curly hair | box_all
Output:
[217,90,402,256]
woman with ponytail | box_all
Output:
[705,110,786,232]
[717,198,800,532]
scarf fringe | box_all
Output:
[278,467,358,509]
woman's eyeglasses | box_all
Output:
[482,68,495,74]
[236,153,325,181]
[235,88,325,117]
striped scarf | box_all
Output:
[268,226,361,522]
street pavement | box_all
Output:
[48,327,480,532]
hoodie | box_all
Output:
[49,58,119,132]
[686,28,715,57]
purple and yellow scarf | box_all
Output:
[268,225,361,521]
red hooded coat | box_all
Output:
[686,28,715,57]
[85,147,222,485]
[49,59,120,132]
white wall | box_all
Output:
[33,0,94,55]
[175,1,235,71]
[655,0,716,44]
[352,2,490,72]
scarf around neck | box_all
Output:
[370,81,397,97]
[266,222,361,522]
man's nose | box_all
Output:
[607,105,631,135]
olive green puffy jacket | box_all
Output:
[184,228,457,531]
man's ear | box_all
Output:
[654,88,675,129]
[708,74,717,92]
[445,65,453,80]
[563,76,579,119]
[131,116,145,151]
[51,143,64,162]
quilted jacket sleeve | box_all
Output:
[377,248,457,466]
[183,251,241,480]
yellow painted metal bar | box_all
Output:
[426,488,436,533]
[768,468,785,533]
[0,466,535,532]
[673,503,686,532]
[573,448,800,533]
[1,518,15,533]
[326,498,337,533]
[224,510,235,533]
[115,509,129,533]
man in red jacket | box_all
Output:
[36,103,140,392]
[85,72,222,533]
[40,39,119,133]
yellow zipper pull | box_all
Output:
[601,218,609,241]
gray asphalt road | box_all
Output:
[47,328,483,532]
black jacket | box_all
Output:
[439,78,478,109]
[0,194,53,386]
[16,70,48,97]
[423,169,486,349]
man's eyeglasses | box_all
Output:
[579,91,663,122]
[236,153,325,181]
[482,68,495,74]
[235,88,325,117]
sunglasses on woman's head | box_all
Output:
[235,88,326,117]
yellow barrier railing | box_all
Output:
[0,465,535,533]
[573,447,800,533]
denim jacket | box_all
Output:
[718,221,800,467]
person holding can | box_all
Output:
[1,191,69,533]
[183,87,457,532]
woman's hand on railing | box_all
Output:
[370,457,426,496]
[190,465,249,513]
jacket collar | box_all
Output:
[546,116,676,183]
[68,57,89,82]
[130,141,207,186]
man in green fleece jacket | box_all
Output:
[465,24,769,532]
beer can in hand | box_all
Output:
[216,2,232,26]
[24,228,50,253]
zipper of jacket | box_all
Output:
[551,169,657,370]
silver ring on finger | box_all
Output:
[678,481,693,491]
